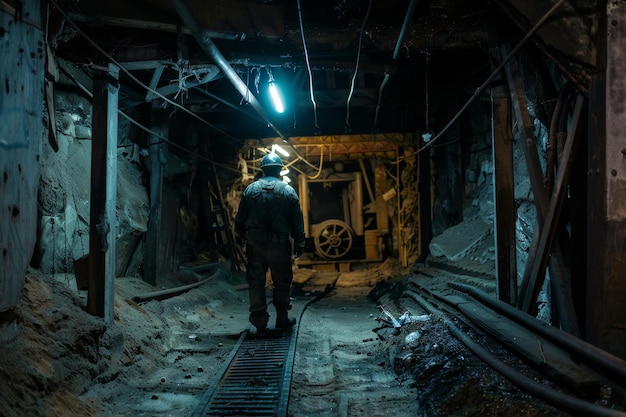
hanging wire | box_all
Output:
[424,50,431,134]
[50,0,324,177]
[48,0,238,142]
[346,0,374,128]
[391,0,568,163]
[64,69,245,175]
[296,0,319,130]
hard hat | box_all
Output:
[260,153,283,170]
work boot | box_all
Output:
[255,324,268,338]
[275,315,296,330]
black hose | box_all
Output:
[131,269,221,303]
[403,290,626,417]
[448,281,626,384]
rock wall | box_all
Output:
[36,90,149,278]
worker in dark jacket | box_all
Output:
[234,153,306,336]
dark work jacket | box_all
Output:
[235,176,305,248]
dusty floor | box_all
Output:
[0,257,609,417]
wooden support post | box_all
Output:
[528,95,585,336]
[504,46,579,336]
[490,61,517,305]
[144,100,167,286]
[417,144,432,263]
[88,64,119,323]
[586,2,626,358]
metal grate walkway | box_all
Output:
[191,328,297,417]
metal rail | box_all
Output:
[191,328,297,417]
[191,276,338,417]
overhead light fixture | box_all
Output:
[268,82,284,113]
[267,71,285,114]
[282,175,291,184]
[272,143,290,157]
[280,168,290,176]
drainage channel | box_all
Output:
[191,327,298,417]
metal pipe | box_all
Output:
[373,0,418,129]
[171,0,287,140]
[131,268,222,303]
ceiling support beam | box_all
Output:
[171,0,287,140]
[88,64,119,324]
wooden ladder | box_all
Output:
[206,159,244,271]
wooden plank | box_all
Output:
[88,64,119,323]
[0,2,45,310]
[527,95,585,336]
[491,49,517,304]
[503,45,576,331]
[586,1,626,358]
[144,100,167,286]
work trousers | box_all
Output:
[245,239,293,328]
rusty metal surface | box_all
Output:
[262,133,411,161]
[0,3,45,311]
[192,330,296,417]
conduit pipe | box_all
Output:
[403,290,626,417]
[448,281,626,384]
[373,0,418,130]
[171,0,287,140]
[131,269,221,304]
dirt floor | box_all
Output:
[0,257,608,417]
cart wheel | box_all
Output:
[314,219,353,259]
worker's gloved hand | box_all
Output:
[293,246,304,259]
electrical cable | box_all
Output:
[402,0,568,160]
[62,63,244,175]
[296,0,319,130]
[301,146,325,180]
[193,86,267,126]
[404,290,626,417]
[346,0,374,128]
[50,0,344,180]
[47,0,238,142]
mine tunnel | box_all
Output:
[1,0,626,416]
